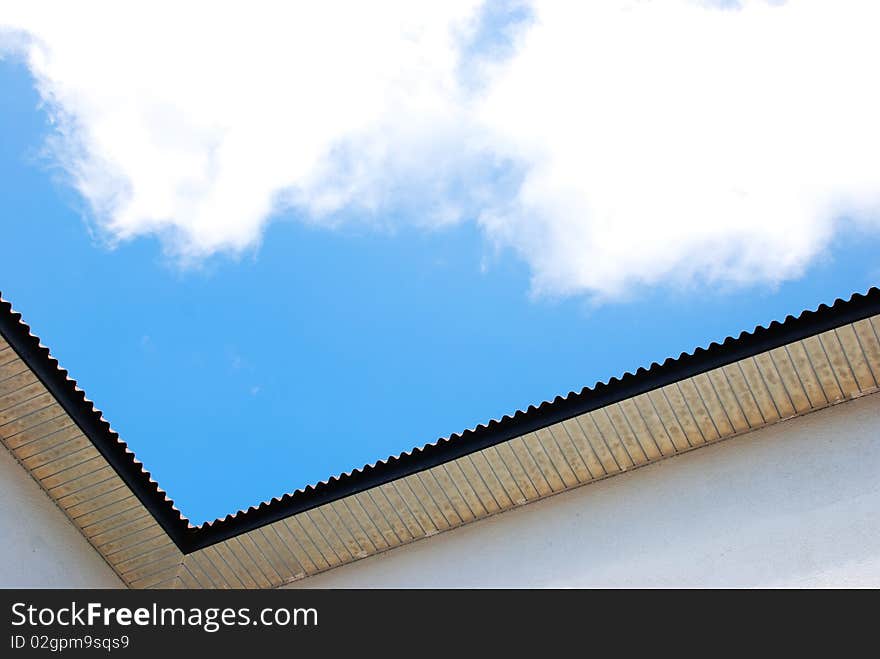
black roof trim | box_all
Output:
[2,287,878,553]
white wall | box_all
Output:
[0,446,123,588]
[290,392,880,588]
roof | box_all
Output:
[1,287,879,587]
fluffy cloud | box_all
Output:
[2,1,879,298]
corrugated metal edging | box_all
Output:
[186,288,880,552]
[0,307,185,589]
[182,316,880,588]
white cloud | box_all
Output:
[2,1,879,298]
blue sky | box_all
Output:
[2,3,880,524]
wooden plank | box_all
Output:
[1,404,69,445]
[456,454,503,515]
[0,381,46,414]
[603,404,652,464]
[819,330,861,397]
[785,341,830,408]
[617,398,663,461]
[736,358,782,423]
[534,427,579,487]
[692,373,736,437]
[399,473,453,531]
[304,508,354,564]
[0,370,37,398]
[3,414,73,450]
[378,481,427,539]
[852,318,880,387]
[646,388,693,451]
[284,516,333,571]
[631,393,678,456]
[328,498,381,555]
[441,461,488,519]
[802,334,845,403]
[391,477,442,537]
[0,393,57,429]
[705,369,751,434]
[551,420,601,480]
[37,454,105,489]
[17,428,90,466]
[263,520,314,577]
[477,446,524,505]
[225,537,271,588]
[566,414,620,474]
[415,471,464,527]
[487,443,535,504]
[48,466,117,499]
[338,494,392,552]
[835,324,878,392]
[589,408,637,468]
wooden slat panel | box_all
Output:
[551,420,600,480]
[646,388,694,451]
[785,341,829,408]
[429,464,479,522]
[316,502,368,560]
[705,369,751,434]
[250,527,297,582]
[676,380,720,442]
[819,330,860,398]
[353,490,404,547]
[3,415,73,450]
[604,404,652,464]
[37,453,105,488]
[48,466,117,499]
[17,428,90,465]
[236,534,282,587]
[186,551,227,589]
[193,548,235,589]
[567,415,619,474]
[130,564,181,589]
[67,488,133,519]
[89,514,157,547]
[379,481,428,539]
[416,471,464,526]
[691,373,736,437]
[835,324,878,391]
[287,515,336,570]
[74,497,142,528]
[0,391,55,426]
[619,398,664,460]
[225,537,271,588]
[0,370,37,398]
[104,528,173,562]
[455,455,503,515]
[340,494,393,551]
[83,509,151,540]
[0,356,27,379]
[631,394,678,456]
[480,445,528,505]
[176,563,203,589]
[736,358,782,423]
[366,485,414,543]
[534,427,579,487]
[766,348,810,414]
[119,548,182,583]
[852,318,880,386]
[208,544,250,588]
[264,520,314,576]
[0,381,45,414]
[328,498,380,555]
[508,435,554,496]
[802,334,845,403]
[1,405,69,445]
[245,528,290,584]
[391,478,441,537]
[587,409,635,470]
[305,508,354,564]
